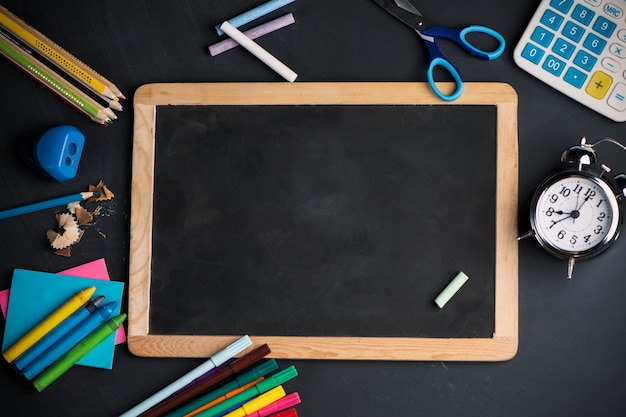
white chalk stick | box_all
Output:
[434,271,469,308]
[219,21,297,82]
[209,13,295,56]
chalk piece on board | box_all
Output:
[209,13,296,56]
[219,21,298,82]
[435,271,470,308]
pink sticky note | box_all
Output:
[1,258,126,345]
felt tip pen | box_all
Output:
[13,295,105,372]
[194,366,298,417]
[2,286,96,363]
[249,392,301,417]
[223,386,286,417]
[143,343,271,417]
[267,408,298,417]
[182,378,265,417]
[22,301,118,380]
[32,313,126,392]
[166,359,279,417]
[119,335,252,417]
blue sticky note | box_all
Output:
[1,269,124,369]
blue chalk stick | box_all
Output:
[215,0,295,35]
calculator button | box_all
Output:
[553,38,577,58]
[583,0,601,6]
[609,43,626,59]
[583,33,608,54]
[618,30,626,43]
[564,66,588,88]
[593,16,617,38]
[586,71,613,98]
[521,43,546,64]
[562,21,586,42]
[607,83,626,111]
[543,54,567,76]
[572,4,595,25]
[541,10,565,30]
[573,49,597,70]
[551,0,574,14]
[603,3,623,19]
[531,26,555,46]
[602,57,622,72]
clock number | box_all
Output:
[549,194,558,203]
[597,212,606,222]
[558,230,566,239]
[546,207,555,216]
[559,186,571,197]
[584,234,591,243]
[595,199,604,208]
[573,184,584,194]
[569,235,578,245]
[584,189,596,200]
[594,225,603,234]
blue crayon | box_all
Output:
[215,0,295,35]
[21,301,117,380]
[13,295,105,372]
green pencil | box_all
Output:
[32,314,126,392]
[0,32,113,125]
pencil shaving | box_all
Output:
[74,206,93,226]
[87,180,114,202]
[46,213,80,249]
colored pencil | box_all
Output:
[0,4,125,101]
[118,336,252,417]
[0,33,113,125]
[0,191,98,220]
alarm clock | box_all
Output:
[518,137,626,279]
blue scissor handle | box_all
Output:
[422,25,506,60]
[419,25,506,101]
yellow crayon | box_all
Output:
[2,286,96,363]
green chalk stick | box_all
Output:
[434,271,469,308]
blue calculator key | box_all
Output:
[571,4,595,26]
[542,54,566,76]
[521,43,546,64]
[531,26,555,47]
[563,66,588,88]
[540,9,564,30]
[552,38,576,59]
[562,21,585,42]
[583,32,607,54]
[550,0,574,14]
[593,16,616,38]
[573,49,597,71]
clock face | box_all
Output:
[532,173,620,256]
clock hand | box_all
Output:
[549,214,573,228]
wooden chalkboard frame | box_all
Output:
[129,82,518,361]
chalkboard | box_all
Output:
[129,82,518,360]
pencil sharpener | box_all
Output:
[33,125,85,182]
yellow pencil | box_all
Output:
[0,4,125,101]
[0,33,113,125]
[2,286,96,363]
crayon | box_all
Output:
[32,313,126,391]
[2,286,95,363]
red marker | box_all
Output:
[267,408,298,417]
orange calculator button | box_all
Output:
[585,71,613,99]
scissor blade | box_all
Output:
[371,0,425,31]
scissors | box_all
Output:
[372,0,506,101]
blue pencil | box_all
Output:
[215,0,295,35]
[13,296,105,372]
[21,301,117,380]
[0,191,98,220]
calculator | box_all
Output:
[514,0,626,122]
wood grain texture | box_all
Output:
[129,82,518,360]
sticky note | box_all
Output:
[2,269,124,369]
[434,271,469,308]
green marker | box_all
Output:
[196,365,298,417]
[32,314,126,392]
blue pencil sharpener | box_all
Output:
[32,125,85,182]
